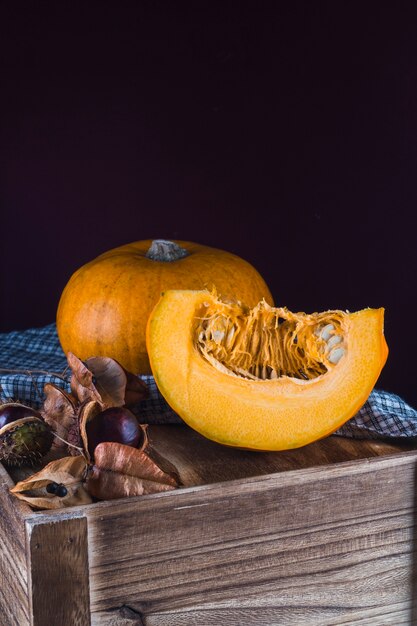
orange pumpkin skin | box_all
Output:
[56,240,274,374]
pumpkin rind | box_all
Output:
[56,240,273,374]
[146,290,388,450]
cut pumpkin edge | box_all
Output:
[146,289,388,451]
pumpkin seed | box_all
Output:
[328,347,345,364]
[320,324,335,341]
[327,335,342,349]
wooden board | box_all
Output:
[144,425,417,485]
[0,463,31,626]
[27,515,90,625]
[83,449,417,624]
[2,424,417,626]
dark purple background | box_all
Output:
[1,2,416,407]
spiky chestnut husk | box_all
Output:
[0,413,54,467]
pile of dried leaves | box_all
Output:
[9,353,181,509]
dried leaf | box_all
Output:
[144,446,183,485]
[85,356,149,408]
[86,466,176,500]
[68,351,149,411]
[137,423,149,452]
[67,352,103,405]
[11,455,87,490]
[123,369,149,406]
[8,493,87,509]
[10,455,92,510]
[93,441,180,487]
[85,356,127,407]
[41,383,78,451]
[78,400,103,463]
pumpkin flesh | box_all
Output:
[147,290,388,450]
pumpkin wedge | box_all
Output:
[146,290,388,450]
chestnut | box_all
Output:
[0,403,53,466]
[0,403,42,430]
[85,406,141,457]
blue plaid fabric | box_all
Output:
[1,323,416,439]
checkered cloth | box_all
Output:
[0,323,416,440]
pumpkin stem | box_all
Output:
[145,239,189,262]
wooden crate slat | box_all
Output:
[145,426,415,486]
[26,514,90,626]
[83,452,417,619]
[91,606,145,625]
[140,603,413,626]
[0,464,31,626]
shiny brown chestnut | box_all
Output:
[0,403,42,429]
[85,406,142,458]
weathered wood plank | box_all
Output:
[134,535,414,620]
[93,602,414,626]
[146,425,417,486]
[26,514,90,626]
[91,606,144,625]
[141,603,413,626]
[0,462,31,626]
[84,451,417,623]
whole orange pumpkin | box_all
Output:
[56,239,274,374]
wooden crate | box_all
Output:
[1,424,417,626]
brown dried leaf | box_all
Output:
[86,466,176,500]
[123,369,149,406]
[67,352,103,405]
[10,455,92,510]
[68,352,148,410]
[78,400,103,463]
[137,423,149,452]
[41,383,78,451]
[85,356,127,407]
[11,455,87,490]
[85,356,149,408]
[144,446,183,485]
[94,441,181,487]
